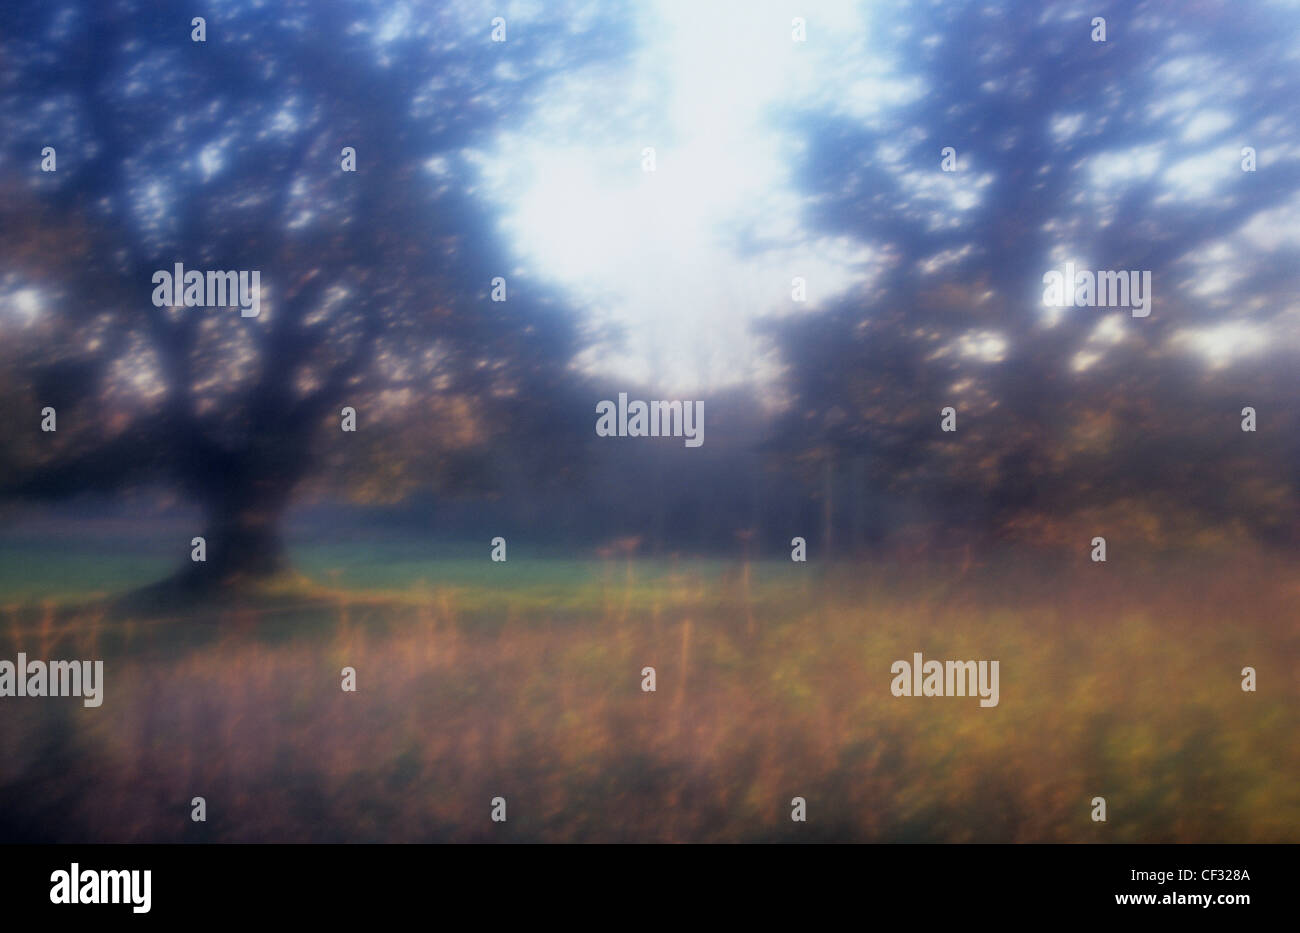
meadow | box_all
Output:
[0,541,1296,843]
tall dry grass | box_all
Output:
[0,551,1296,842]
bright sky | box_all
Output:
[477,0,907,393]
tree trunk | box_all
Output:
[198,502,290,584]
[115,431,310,612]
[168,465,299,597]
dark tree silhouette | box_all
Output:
[765,0,1300,553]
[0,0,629,590]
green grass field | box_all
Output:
[0,545,1296,842]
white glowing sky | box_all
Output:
[477,0,906,392]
